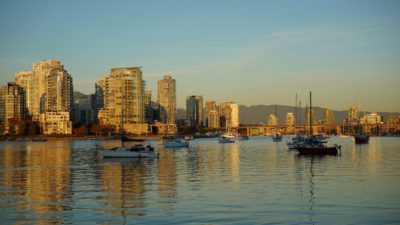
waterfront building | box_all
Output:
[268,114,278,126]
[186,95,203,127]
[205,100,217,127]
[157,75,176,125]
[98,67,146,134]
[40,66,73,135]
[360,112,381,125]
[31,60,64,120]
[44,68,73,114]
[0,82,26,134]
[91,75,107,123]
[219,102,239,128]
[39,111,72,135]
[305,109,317,127]
[207,110,219,128]
[15,71,33,116]
[348,105,359,123]
[324,108,335,126]
[144,90,154,123]
[286,112,294,126]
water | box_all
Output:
[0,137,399,224]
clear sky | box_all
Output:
[1,0,399,112]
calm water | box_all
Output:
[0,137,399,224]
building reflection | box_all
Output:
[227,143,240,182]
[99,158,152,217]
[157,149,177,215]
[2,141,72,223]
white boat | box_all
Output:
[99,144,157,158]
[222,132,235,139]
[287,133,305,149]
[164,137,189,148]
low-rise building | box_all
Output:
[39,111,72,135]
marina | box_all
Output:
[1,136,399,224]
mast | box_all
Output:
[309,91,312,136]
[121,87,124,147]
[295,93,298,127]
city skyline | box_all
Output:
[1,0,399,112]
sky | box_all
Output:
[0,0,399,112]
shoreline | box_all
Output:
[0,135,162,141]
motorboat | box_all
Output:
[272,133,283,142]
[99,143,157,158]
[218,136,235,143]
[164,137,189,148]
[354,134,370,144]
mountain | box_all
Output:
[176,104,399,125]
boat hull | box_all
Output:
[354,135,369,144]
[218,138,235,143]
[295,146,339,155]
[164,142,189,148]
[99,150,156,158]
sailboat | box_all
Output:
[295,92,341,155]
[99,93,157,158]
[219,121,235,143]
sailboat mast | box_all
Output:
[121,87,124,147]
[309,91,312,136]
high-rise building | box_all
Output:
[324,108,335,125]
[157,75,176,125]
[31,60,64,120]
[268,114,278,126]
[15,71,33,116]
[219,102,239,128]
[207,110,219,128]
[44,68,73,113]
[98,67,145,133]
[91,75,107,123]
[186,95,203,127]
[348,105,358,123]
[286,112,295,126]
[305,109,317,127]
[0,82,26,133]
[205,100,217,127]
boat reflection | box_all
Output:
[99,157,155,218]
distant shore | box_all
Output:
[0,135,162,141]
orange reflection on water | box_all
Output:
[2,141,72,221]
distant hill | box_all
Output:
[176,104,400,125]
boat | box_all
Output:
[354,134,370,144]
[287,133,305,149]
[99,93,156,158]
[163,137,189,148]
[295,136,341,155]
[121,135,146,142]
[32,137,47,142]
[218,136,235,143]
[184,135,193,140]
[99,144,156,158]
[295,92,341,155]
[272,133,283,142]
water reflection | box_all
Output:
[1,141,72,224]
[157,148,177,215]
[99,158,154,218]
[1,137,399,224]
